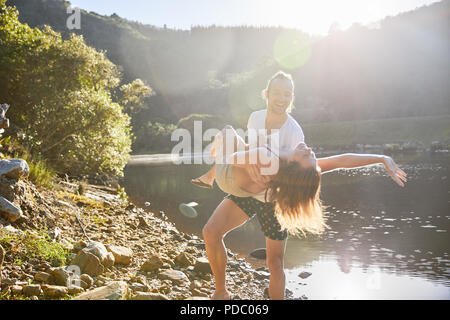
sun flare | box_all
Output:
[257,0,385,35]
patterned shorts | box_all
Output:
[225,194,288,241]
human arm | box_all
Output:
[317,153,407,187]
[225,146,274,168]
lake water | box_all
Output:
[123,152,450,300]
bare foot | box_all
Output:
[191,173,214,189]
[211,290,231,300]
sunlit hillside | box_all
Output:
[6,0,450,153]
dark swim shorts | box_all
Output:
[225,194,288,241]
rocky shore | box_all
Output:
[0,159,298,300]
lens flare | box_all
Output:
[273,31,312,70]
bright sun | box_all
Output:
[257,0,383,35]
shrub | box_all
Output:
[0,229,69,267]
[0,1,151,176]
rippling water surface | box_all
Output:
[123,152,450,299]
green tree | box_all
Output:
[0,0,138,176]
[118,78,154,114]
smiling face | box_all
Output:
[287,142,317,169]
[266,78,294,115]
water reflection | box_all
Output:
[123,153,450,298]
[285,259,450,299]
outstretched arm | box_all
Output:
[317,153,407,187]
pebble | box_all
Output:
[0,177,272,301]
[298,271,312,279]
[23,285,42,297]
[133,292,169,300]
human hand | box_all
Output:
[382,156,407,187]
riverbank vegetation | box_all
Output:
[0,0,151,178]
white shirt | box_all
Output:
[246,109,305,202]
[247,109,304,151]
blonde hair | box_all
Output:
[261,71,295,113]
[266,159,327,237]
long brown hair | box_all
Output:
[265,158,327,236]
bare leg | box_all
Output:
[202,198,249,299]
[192,126,246,188]
[265,237,286,300]
[191,165,215,188]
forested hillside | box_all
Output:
[6,0,450,153]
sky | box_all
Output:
[69,0,440,35]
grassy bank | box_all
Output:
[302,115,450,148]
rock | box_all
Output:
[191,288,209,297]
[72,281,128,300]
[78,280,89,290]
[42,285,68,299]
[253,271,270,280]
[140,254,164,272]
[193,257,212,274]
[138,216,149,229]
[129,282,147,292]
[2,278,17,286]
[23,273,33,281]
[185,296,210,300]
[0,177,14,202]
[158,269,191,287]
[74,240,88,252]
[34,271,53,284]
[67,285,85,295]
[106,245,133,265]
[228,262,241,273]
[189,280,202,290]
[256,267,268,272]
[188,240,205,250]
[72,250,104,276]
[263,287,270,299]
[0,195,23,222]
[298,271,312,279]
[2,225,22,234]
[80,274,94,288]
[132,292,169,300]
[23,284,42,297]
[249,248,267,260]
[0,159,29,180]
[175,252,194,267]
[104,252,115,268]
[50,267,72,286]
[10,285,23,295]
[83,241,114,268]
